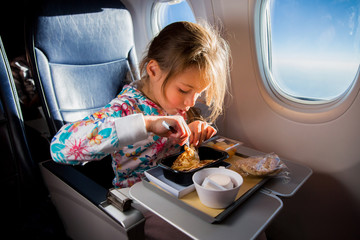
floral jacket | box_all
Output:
[50,82,181,188]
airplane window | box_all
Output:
[151,0,196,35]
[260,0,360,103]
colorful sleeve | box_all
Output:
[50,97,142,164]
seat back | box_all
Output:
[26,0,140,135]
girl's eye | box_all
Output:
[178,88,189,94]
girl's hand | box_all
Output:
[144,115,191,146]
[188,120,217,147]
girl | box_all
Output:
[50,21,230,189]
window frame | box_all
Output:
[150,0,196,36]
[251,0,360,123]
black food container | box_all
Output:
[158,146,229,186]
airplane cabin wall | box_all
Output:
[212,0,360,239]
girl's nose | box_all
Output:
[184,93,198,107]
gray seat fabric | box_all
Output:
[26,0,140,135]
[25,0,140,189]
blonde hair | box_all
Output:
[139,21,231,123]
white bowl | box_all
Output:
[192,167,243,209]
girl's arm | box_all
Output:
[50,99,192,164]
[50,100,147,164]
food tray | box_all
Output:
[158,146,229,186]
[144,153,269,223]
[145,161,231,198]
[144,167,195,198]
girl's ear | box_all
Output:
[146,60,162,81]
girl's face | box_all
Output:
[148,62,208,115]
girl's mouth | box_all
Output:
[177,109,186,115]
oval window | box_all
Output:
[151,0,196,35]
[260,0,360,103]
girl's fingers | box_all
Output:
[170,117,191,145]
[191,122,206,147]
[153,117,216,147]
[207,126,217,139]
[191,122,217,147]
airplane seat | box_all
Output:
[26,0,140,189]
[0,36,67,238]
[25,0,145,239]
[26,0,140,135]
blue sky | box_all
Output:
[269,0,360,100]
[159,1,195,29]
